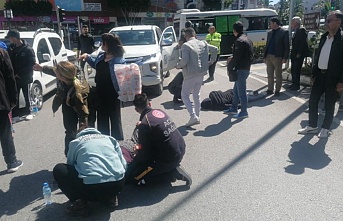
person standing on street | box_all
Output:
[77,25,95,69]
[176,28,218,127]
[289,16,309,90]
[79,33,125,141]
[264,17,289,96]
[223,21,254,119]
[0,48,23,173]
[205,25,221,82]
[33,61,89,156]
[298,10,343,138]
[6,29,36,121]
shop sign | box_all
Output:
[146,12,154,17]
[37,16,51,23]
[89,16,109,24]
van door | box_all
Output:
[35,38,56,91]
[47,36,68,63]
[160,26,179,72]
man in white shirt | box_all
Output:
[176,28,218,127]
[298,10,343,138]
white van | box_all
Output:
[0,29,76,109]
[85,25,179,95]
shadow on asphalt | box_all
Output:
[285,134,331,175]
[151,103,312,221]
[193,115,243,137]
[0,170,53,219]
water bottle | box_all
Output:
[29,98,39,117]
[42,182,52,205]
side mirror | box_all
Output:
[42,53,51,62]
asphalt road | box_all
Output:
[1,63,343,221]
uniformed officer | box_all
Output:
[125,93,192,186]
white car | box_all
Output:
[85,25,179,95]
[0,28,76,109]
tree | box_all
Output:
[202,0,234,10]
[4,0,53,16]
[109,0,151,25]
[277,0,304,25]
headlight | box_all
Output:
[149,63,158,72]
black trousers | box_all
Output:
[53,163,125,202]
[208,55,219,78]
[126,159,181,184]
[62,103,78,156]
[291,56,305,87]
[97,98,123,141]
[12,83,30,118]
[0,110,17,164]
[308,73,338,129]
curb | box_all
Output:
[282,72,311,87]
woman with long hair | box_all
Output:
[33,61,89,156]
[79,33,125,141]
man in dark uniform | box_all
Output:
[6,29,36,121]
[77,25,95,69]
[0,47,23,173]
[125,93,192,186]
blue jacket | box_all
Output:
[67,128,127,185]
[86,52,125,93]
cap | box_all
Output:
[5,29,20,39]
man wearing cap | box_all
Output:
[6,29,36,121]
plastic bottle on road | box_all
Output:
[42,182,52,205]
[29,98,39,117]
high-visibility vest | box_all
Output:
[206,32,221,54]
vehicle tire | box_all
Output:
[151,81,163,96]
[31,82,44,110]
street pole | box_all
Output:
[56,6,61,37]
[221,0,225,10]
[285,0,295,70]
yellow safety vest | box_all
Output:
[206,32,221,54]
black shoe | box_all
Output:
[173,98,183,104]
[284,84,294,89]
[174,166,192,186]
[7,160,23,173]
[290,86,300,90]
[103,196,118,209]
[66,199,89,217]
[266,90,274,95]
[274,91,280,96]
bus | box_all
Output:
[173,8,278,55]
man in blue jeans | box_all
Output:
[223,21,254,118]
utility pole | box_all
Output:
[221,0,225,10]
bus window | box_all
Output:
[246,17,270,31]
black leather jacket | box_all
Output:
[264,27,290,59]
[312,29,343,87]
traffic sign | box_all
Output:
[304,12,320,31]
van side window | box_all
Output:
[156,28,162,43]
[48,37,62,56]
[37,39,50,63]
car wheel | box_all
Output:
[151,81,163,96]
[31,82,43,110]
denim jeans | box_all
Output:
[231,70,250,114]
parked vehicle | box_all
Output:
[0,28,76,109]
[85,25,179,96]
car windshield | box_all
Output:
[110,30,155,46]
[0,38,34,48]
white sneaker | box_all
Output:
[185,116,200,127]
[298,126,318,134]
[318,128,331,138]
[25,114,33,121]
